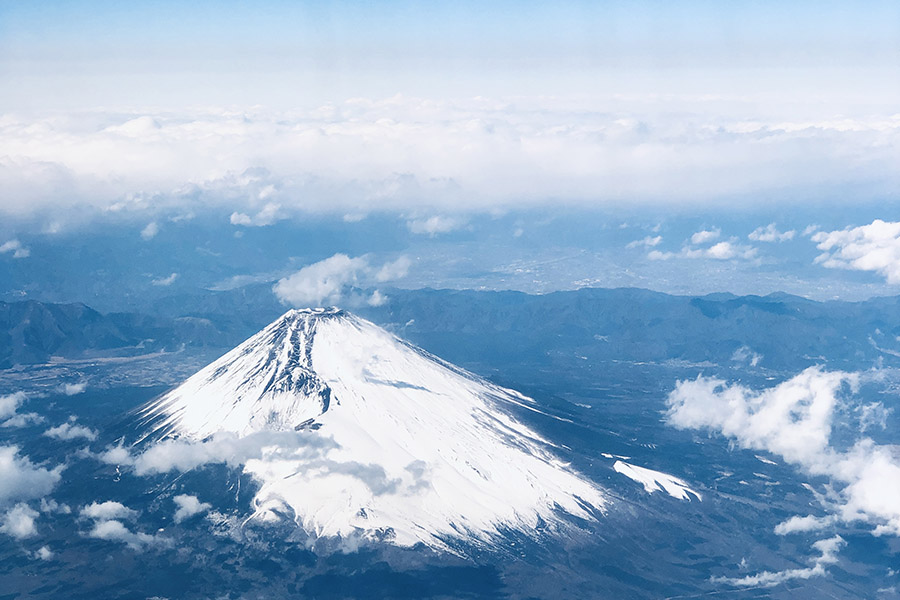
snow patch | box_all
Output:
[613,461,701,501]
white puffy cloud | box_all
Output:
[32,546,53,561]
[749,223,795,242]
[406,216,466,236]
[1,413,44,428]
[140,221,159,240]
[812,220,900,284]
[273,253,411,307]
[44,418,98,441]
[704,242,748,260]
[0,446,62,506]
[273,254,369,307]
[0,239,29,258]
[151,273,178,287]
[80,499,167,550]
[0,392,26,420]
[81,501,137,521]
[39,498,70,514]
[97,445,132,465]
[648,227,757,262]
[690,229,720,245]
[58,382,87,396]
[229,202,284,227]
[229,212,252,225]
[666,368,900,538]
[626,235,662,249]
[648,241,757,262]
[667,367,855,466]
[774,514,838,536]
[0,503,39,539]
[86,519,168,550]
[172,494,211,523]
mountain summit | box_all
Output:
[139,308,605,550]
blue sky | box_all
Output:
[2,1,898,109]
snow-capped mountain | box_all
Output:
[138,308,606,550]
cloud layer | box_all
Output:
[1,101,897,218]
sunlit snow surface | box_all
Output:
[139,309,606,550]
[613,461,701,501]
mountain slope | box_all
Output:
[139,308,606,550]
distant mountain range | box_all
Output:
[0,300,234,368]
[4,287,900,372]
[363,288,900,373]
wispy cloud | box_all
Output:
[406,216,467,237]
[648,228,758,262]
[649,241,757,262]
[374,256,411,282]
[0,239,29,258]
[230,202,284,227]
[151,273,178,287]
[140,222,159,240]
[713,536,844,588]
[626,235,662,249]
[1,413,44,429]
[749,223,795,242]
